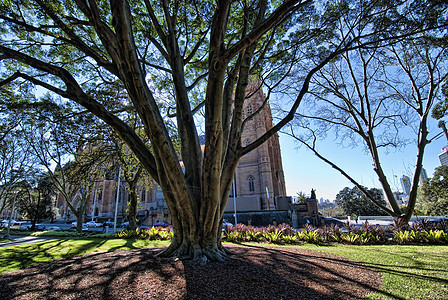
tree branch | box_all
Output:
[224,0,311,63]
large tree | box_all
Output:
[16,174,55,230]
[0,0,444,262]
[10,96,107,232]
[0,92,36,215]
[336,186,388,217]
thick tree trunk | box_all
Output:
[159,209,227,264]
[127,189,138,230]
[75,214,83,232]
[154,157,237,263]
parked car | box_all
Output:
[86,221,102,228]
[121,221,130,229]
[1,219,17,228]
[11,221,36,230]
[71,221,87,229]
[26,223,46,231]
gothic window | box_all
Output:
[245,139,251,146]
[141,189,146,202]
[248,176,255,192]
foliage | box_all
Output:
[295,191,307,202]
[432,78,448,119]
[16,174,56,228]
[223,220,447,245]
[114,227,174,240]
[416,166,448,216]
[1,0,445,261]
[262,229,283,243]
[335,186,389,216]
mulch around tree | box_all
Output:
[0,244,382,300]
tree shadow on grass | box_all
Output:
[182,244,392,300]
[0,243,389,300]
[0,247,184,300]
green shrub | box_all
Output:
[244,230,263,242]
[295,229,322,244]
[262,229,283,244]
[115,229,141,239]
[340,232,360,244]
[158,230,174,240]
[225,231,244,243]
[393,230,413,243]
[427,230,446,244]
[281,234,298,244]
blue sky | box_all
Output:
[279,122,448,201]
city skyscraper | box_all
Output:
[419,168,428,185]
[400,175,411,195]
[439,146,448,166]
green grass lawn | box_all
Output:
[301,244,448,299]
[0,238,170,273]
[0,239,447,299]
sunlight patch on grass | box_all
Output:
[0,238,170,273]
[301,244,448,300]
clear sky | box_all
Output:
[279,121,448,201]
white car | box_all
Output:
[86,221,102,228]
[71,221,87,228]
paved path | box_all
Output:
[0,235,55,248]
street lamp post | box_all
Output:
[113,167,122,233]
[92,188,97,222]
[232,178,237,225]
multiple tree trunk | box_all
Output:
[0,0,446,261]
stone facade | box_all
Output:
[56,82,287,225]
[226,82,287,212]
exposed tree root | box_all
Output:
[157,240,229,264]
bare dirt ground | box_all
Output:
[0,244,382,300]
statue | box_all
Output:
[310,189,316,200]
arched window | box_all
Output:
[248,176,255,192]
[245,139,251,146]
[141,189,146,202]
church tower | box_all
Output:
[228,82,287,211]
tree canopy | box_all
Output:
[0,0,446,262]
[416,166,448,216]
[336,186,388,217]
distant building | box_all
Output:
[419,168,428,185]
[400,175,411,196]
[56,82,287,225]
[225,81,287,211]
[393,191,408,206]
[439,146,448,166]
